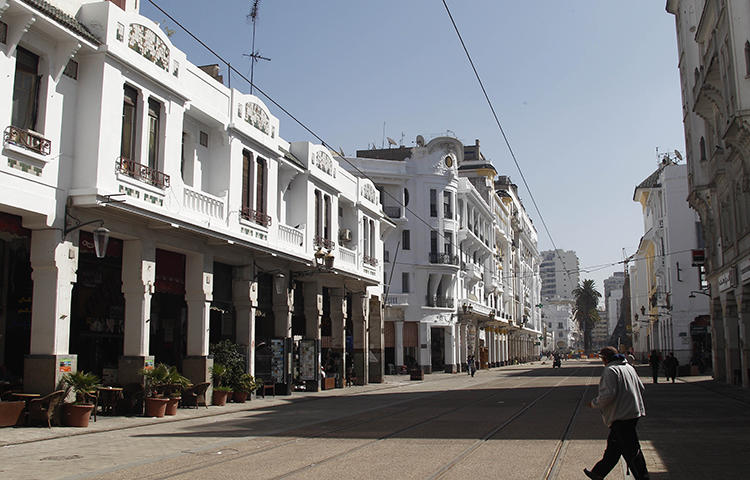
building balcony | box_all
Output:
[278,223,305,249]
[385,293,409,307]
[383,205,402,219]
[117,157,170,189]
[183,187,225,220]
[314,235,336,251]
[429,252,459,265]
[240,207,272,227]
[425,296,454,308]
[4,126,51,157]
[337,245,357,266]
[363,255,378,267]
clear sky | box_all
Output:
[142,0,685,297]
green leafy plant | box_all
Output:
[214,386,232,392]
[234,373,258,394]
[141,363,189,397]
[210,363,227,388]
[62,371,100,405]
[210,340,247,390]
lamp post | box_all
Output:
[63,203,110,259]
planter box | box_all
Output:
[0,401,25,427]
[322,377,336,390]
[165,397,180,415]
[212,390,229,406]
[63,404,95,427]
[144,397,169,417]
[232,391,248,403]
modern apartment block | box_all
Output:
[666,0,750,386]
[346,138,542,373]
[603,272,626,336]
[539,250,579,300]
[0,0,387,395]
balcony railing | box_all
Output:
[426,296,455,308]
[278,223,304,248]
[363,255,378,267]
[338,245,357,266]
[117,157,170,189]
[383,206,402,218]
[314,235,336,251]
[429,252,459,265]
[240,207,272,227]
[4,126,51,156]
[184,187,225,219]
[385,293,409,306]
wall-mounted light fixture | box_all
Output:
[63,204,110,259]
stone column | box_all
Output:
[272,276,294,394]
[444,324,457,373]
[418,322,431,374]
[459,323,468,371]
[119,239,156,385]
[329,288,347,387]
[739,289,750,388]
[394,320,404,367]
[233,265,257,376]
[183,253,213,389]
[368,296,384,383]
[351,292,369,384]
[25,230,78,394]
[711,298,726,382]
[724,309,740,385]
[303,280,322,391]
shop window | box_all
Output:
[12,47,41,131]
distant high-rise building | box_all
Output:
[539,250,580,300]
[603,272,625,336]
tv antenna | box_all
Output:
[245,0,271,95]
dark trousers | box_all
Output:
[651,367,659,383]
[591,418,650,480]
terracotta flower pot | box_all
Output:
[144,397,169,417]
[233,391,248,403]
[165,397,181,415]
[211,390,229,406]
[63,403,94,427]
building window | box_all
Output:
[314,190,322,240]
[324,195,332,241]
[121,85,138,161]
[199,130,208,147]
[558,322,563,329]
[745,41,750,76]
[0,21,7,44]
[12,47,41,131]
[255,157,266,215]
[147,98,161,169]
[404,188,410,207]
[63,60,78,80]
[402,272,410,293]
[443,191,452,219]
[242,150,253,214]
[402,230,410,250]
[430,230,438,254]
[430,189,437,217]
[363,215,370,256]
[699,136,707,162]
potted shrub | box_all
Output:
[232,373,257,403]
[61,371,100,427]
[141,363,172,417]
[210,363,230,406]
[164,367,190,415]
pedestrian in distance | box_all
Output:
[648,350,661,384]
[664,352,678,383]
[585,346,650,480]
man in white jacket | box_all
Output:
[584,346,650,480]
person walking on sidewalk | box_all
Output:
[663,352,679,383]
[648,350,661,384]
[584,346,650,480]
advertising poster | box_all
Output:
[58,357,72,373]
[300,339,317,381]
[270,339,285,383]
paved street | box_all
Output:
[1,360,748,480]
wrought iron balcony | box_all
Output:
[240,207,272,227]
[4,126,51,156]
[117,157,170,189]
[363,255,378,267]
[429,252,459,265]
[314,235,336,251]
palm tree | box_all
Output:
[572,279,602,354]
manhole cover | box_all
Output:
[40,455,83,461]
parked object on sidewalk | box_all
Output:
[586,346,650,480]
[61,371,100,427]
[181,382,209,408]
[116,383,145,415]
[142,363,189,417]
[28,390,66,428]
[0,400,25,427]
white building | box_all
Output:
[0,0,387,395]
[540,249,579,300]
[542,299,577,352]
[346,138,542,373]
[630,158,710,365]
[603,272,625,336]
[666,0,750,387]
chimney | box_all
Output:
[198,64,224,85]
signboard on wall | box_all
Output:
[270,339,285,383]
[299,339,317,381]
[58,357,72,373]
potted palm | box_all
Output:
[61,371,100,427]
[141,363,172,417]
[210,363,231,406]
[232,373,257,403]
[164,366,190,415]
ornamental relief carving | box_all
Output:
[362,183,378,203]
[244,102,270,135]
[313,151,336,177]
[129,24,170,71]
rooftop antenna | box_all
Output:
[245,0,271,95]
[382,122,386,149]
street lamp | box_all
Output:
[63,204,110,259]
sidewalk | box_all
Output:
[0,365,510,447]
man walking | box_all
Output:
[585,346,650,480]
